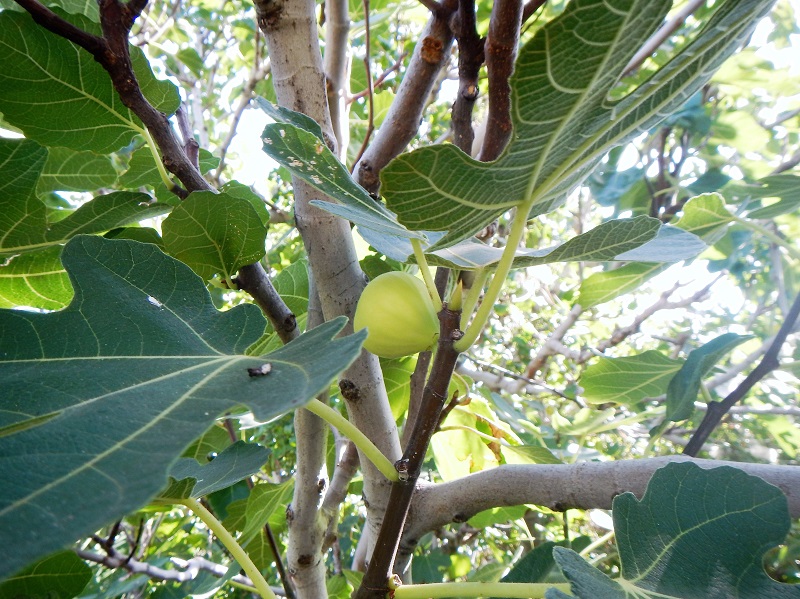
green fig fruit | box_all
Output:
[353,271,439,359]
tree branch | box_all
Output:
[515,304,582,388]
[400,456,800,561]
[521,0,546,24]
[354,308,462,599]
[76,548,286,595]
[623,0,705,76]
[324,0,352,161]
[255,0,403,579]
[683,289,800,456]
[352,6,456,193]
[235,263,299,344]
[477,0,522,161]
[450,0,483,153]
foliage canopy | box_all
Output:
[1,0,799,598]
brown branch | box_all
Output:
[235,263,299,344]
[521,0,546,24]
[683,289,800,457]
[450,0,483,153]
[417,0,442,13]
[477,0,522,161]
[13,0,106,53]
[354,308,462,599]
[352,6,456,193]
[348,54,406,102]
[14,0,208,195]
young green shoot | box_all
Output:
[459,268,489,331]
[180,498,277,599]
[391,581,571,598]
[455,201,533,352]
[411,238,443,312]
[304,398,400,482]
[141,127,178,191]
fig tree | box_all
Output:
[353,271,440,358]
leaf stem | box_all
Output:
[734,216,800,261]
[180,498,277,599]
[455,202,531,352]
[459,268,489,331]
[412,238,443,312]
[140,126,178,191]
[392,582,571,598]
[304,398,399,482]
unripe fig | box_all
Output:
[354,271,439,359]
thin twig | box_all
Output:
[521,0,546,24]
[683,289,800,456]
[623,0,705,76]
[350,0,375,170]
[348,53,407,102]
[76,549,286,595]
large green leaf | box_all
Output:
[161,190,267,283]
[548,463,800,599]
[381,0,772,249]
[576,193,735,308]
[0,551,91,599]
[0,235,365,581]
[221,480,295,545]
[0,11,179,153]
[0,246,72,310]
[358,217,703,270]
[581,350,683,406]
[428,218,704,270]
[665,333,752,422]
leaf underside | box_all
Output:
[0,236,365,580]
[381,0,774,250]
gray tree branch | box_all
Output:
[254,0,402,586]
[400,456,800,563]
